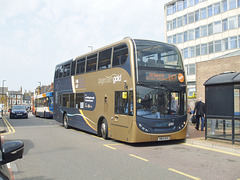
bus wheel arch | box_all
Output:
[98,117,108,140]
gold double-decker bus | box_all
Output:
[53,38,187,143]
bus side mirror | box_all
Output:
[0,141,24,165]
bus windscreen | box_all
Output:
[135,40,183,69]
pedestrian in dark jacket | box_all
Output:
[193,97,205,131]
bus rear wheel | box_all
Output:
[101,118,108,140]
[63,114,69,129]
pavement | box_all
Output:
[186,122,240,155]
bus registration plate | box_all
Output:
[158,136,170,141]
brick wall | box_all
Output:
[196,54,240,102]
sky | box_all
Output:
[0,0,170,92]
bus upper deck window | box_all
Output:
[71,61,76,76]
[112,44,128,67]
[59,66,63,78]
[63,63,70,77]
[98,48,112,70]
[86,54,97,72]
[76,58,86,74]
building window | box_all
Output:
[230,36,237,49]
[189,64,196,75]
[177,1,183,11]
[173,18,176,29]
[229,0,237,9]
[201,43,208,55]
[189,0,194,7]
[167,36,173,44]
[201,25,208,37]
[173,3,176,13]
[188,29,195,41]
[184,31,188,42]
[195,27,200,39]
[196,45,200,56]
[188,87,196,97]
[177,33,183,43]
[238,15,240,27]
[215,40,222,52]
[208,5,213,17]
[173,34,177,44]
[189,46,195,57]
[167,21,172,31]
[239,35,240,48]
[208,23,213,36]
[185,65,188,75]
[177,17,183,27]
[222,18,228,31]
[229,16,237,29]
[222,0,228,12]
[184,14,188,25]
[208,41,214,54]
[184,48,188,59]
[167,5,173,15]
[214,2,221,15]
[184,0,188,9]
[195,10,200,22]
[200,7,207,19]
[222,38,229,51]
[213,21,222,33]
[188,12,194,24]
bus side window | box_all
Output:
[63,63,70,77]
[115,91,133,115]
[98,48,112,70]
[71,61,76,76]
[76,58,86,74]
[55,66,59,79]
[59,66,63,78]
[112,44,128,67]
[76,93,84,109]
[86,54,97,72]
[63,94,70,108]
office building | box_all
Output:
[164,0,240,97]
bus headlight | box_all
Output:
[138,123,149,132]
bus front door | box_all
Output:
[110,91,133,141]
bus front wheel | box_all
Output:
[101,118,108,140]
[63,114,69,129]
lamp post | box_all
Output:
[38,82,41,95]
[2,80,6,116]
[88,46,93,51]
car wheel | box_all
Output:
[101,118,108,140]
[63,114,69,129]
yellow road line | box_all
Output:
[92,135,104,140]
[2,117,15,135]
[183,143,240,157]
[104,144,116,150]
[129,154,149,162]
[168,168,201,180]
